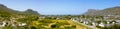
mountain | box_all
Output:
[23,9,40,15]
[84,6,120,16]
[0,4,40,17]
[84,9,100,15]
[0,4,16,17]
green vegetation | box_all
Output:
[30,20,90,29]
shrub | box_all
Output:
[31,26,37,29]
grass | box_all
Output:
[31,19,91,29]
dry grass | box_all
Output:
[31,20,91,29]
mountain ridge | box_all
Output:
[0,4,40,17]
[84,6,120,16]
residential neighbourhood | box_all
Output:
[70,15,120,28]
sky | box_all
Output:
[0,0,120,15]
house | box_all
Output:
[115,20,120,23]
[83,21,89,24]
[92,22,98,26]
[98,23,105,27]
[18,23,27,26]
[0,21,6,27]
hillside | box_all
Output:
[0,4,40,17]
[84,6,120,16]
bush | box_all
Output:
[31,26,37,29]
[51,24,57,28]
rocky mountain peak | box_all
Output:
[24,9,40,15]
[0,4,7,8]
[84,6,120,16]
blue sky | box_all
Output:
[0,0,120,15]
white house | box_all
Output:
[0,22,6,27]
[92,22,98,26]
[99,23,105,27]
[18,23,27,26]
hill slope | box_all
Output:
[84,6,120,16]
[0,4,40,17]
